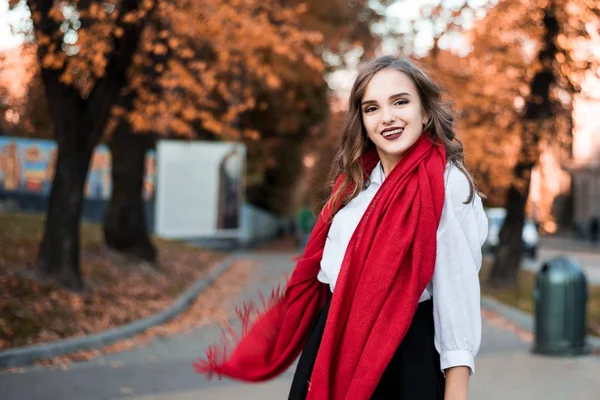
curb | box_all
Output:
[0,255,240,369]
[481,295,600,350]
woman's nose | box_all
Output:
[381,107,395,125]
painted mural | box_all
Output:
[0,137,156,201]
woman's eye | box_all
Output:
[364,106,377,113]
[394,99,408,106]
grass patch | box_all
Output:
[480,259,600,337]
[0,211,226,350]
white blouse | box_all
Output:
[317,161,488,375]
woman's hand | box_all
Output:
[444,366,470,400]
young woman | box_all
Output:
[195,56,488,400]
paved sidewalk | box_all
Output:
[2,243,600,399]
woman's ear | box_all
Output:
[423,115,431,127]
[421,109,431,126]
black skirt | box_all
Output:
[289,292,445,399]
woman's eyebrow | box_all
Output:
[389,92,411,100]
[361,92,411,106]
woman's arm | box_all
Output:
[444,366,470,400]
[432,166,488,399]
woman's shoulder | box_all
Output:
[443,163,477,206]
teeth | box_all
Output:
[383,128,404,137]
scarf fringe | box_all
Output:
[193,277,289,380]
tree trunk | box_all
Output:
[37,132,95,291]
[246,136,305,215]
[30,0,149,290]
[35,69,106,291]
[488,160,532,287]
[104,124,156,262]
[488,6,558,288]
[103,15,168,263]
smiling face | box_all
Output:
[361,68,428,174]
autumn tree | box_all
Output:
[19,0,155,290]
[484,0,599,287]
[415,0,599,287]
[242,66,330,215]
[104,0,393,259]
[102,0,329,261]
[250,0,395,214]
[13,0,327,289]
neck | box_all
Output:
[378,153,401,177]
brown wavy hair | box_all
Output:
[325,56,482,216]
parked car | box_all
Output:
[484,208,539,259]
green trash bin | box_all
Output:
[532,256,591,356]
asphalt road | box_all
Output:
[2,245,600,399]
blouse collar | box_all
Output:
[370,160,385,186]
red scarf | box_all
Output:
[195,135,446,399]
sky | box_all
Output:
[327,0,492,95]
[0,1,24,51]
[383,0,490,56]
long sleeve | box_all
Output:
[432,165,488,375]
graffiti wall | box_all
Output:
[0,137,156,201]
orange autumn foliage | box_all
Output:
[420,0,600,209]
[23,0,327,141]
